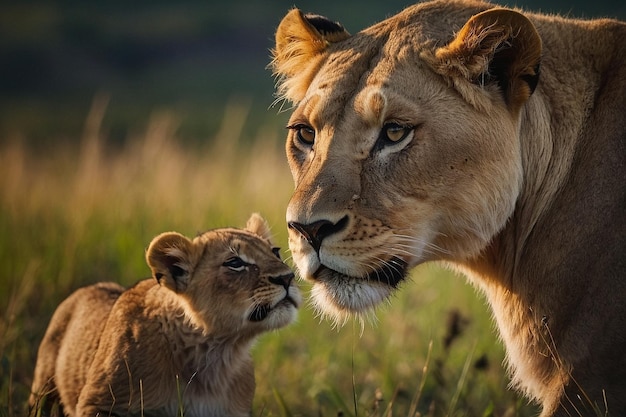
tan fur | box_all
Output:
[29,213,300,417]
[272,1,626,416]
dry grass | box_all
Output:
[0,98,537,416]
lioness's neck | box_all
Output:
[460,15,626,410]
[514,17,620,259]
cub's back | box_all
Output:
[29,282,124,415]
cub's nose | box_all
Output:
[269,272,295,290]
[288,216,348,253]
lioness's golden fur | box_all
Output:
[29,214,300,417]
[272,1,626,415]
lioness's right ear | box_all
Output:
[146,232,198,293]
[424,8,541,113]
[272,9,350,103]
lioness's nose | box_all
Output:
[288,216,348,253]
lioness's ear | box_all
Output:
[146,232,198,293]
[425,9,542,113]
[245,213,273,243]
[272,9,350,103]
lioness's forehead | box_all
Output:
[296,0,488,111]
[297,29,441,126]
[297,59,436,133]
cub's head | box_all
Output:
[271,0,541,321]
[146,213,301,336]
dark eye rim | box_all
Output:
[271,247,282,260]
[222,257,248,270]
[287,123,315,146]
[380,122,414,144]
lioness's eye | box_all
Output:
[381,123,412,143]
[223,257,247,272]
[288,124,315,146]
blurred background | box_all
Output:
[1,1,624,416]
[1,0,624,147]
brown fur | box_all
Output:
[29,214,300,417]
[272,1,626,415]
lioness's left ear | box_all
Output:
[272,9,350,103]
[426,9,542,113]
[146,232,199,293]
[245,213,273,243]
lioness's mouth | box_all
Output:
[305,257,409,319]
[312,256,408,288]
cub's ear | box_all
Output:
[272,9,350,103]
[245,213,273,243]
[425,8,541,113]
[146,232,198,293]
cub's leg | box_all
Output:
[29,297,74,416]
[29,282,124,417]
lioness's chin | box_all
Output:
[308,264,407,324]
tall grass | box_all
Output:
[0,98,538,416]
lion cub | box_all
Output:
[29,213,300,417]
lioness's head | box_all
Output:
[272,0,541,321]
[146,213,301,335]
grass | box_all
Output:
[0,98,539,417]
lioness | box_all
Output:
[272,1,625,415]
[29,213,300,417]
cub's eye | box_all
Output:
[288,124,315,146]
[272,247,282,260]
[222,257,248,272]
[380,123,412,144]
